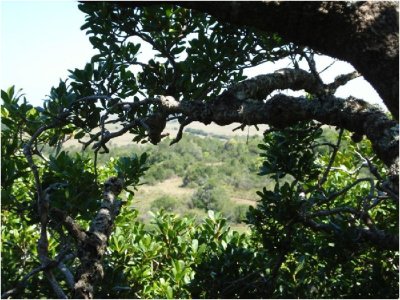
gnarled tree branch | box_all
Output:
[142,75,398,185]
[79,68,398,191]
[172,1,399,119]
[73,177,124,299]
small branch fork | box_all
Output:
[13,101,126,298]
[296,128,398,250]
[2,177,125,299]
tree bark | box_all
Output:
[176,1,399,120]
[73,177,124,299]
[154,93,398,181]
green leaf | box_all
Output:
[191,239,198,253]
[166,286,173,299]
[74,130,86,139]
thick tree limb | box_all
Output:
[78,68,398,190]
[73,177,124,299]
[173,1,399,119]
[150,91,398,185]
[227,68,324,100]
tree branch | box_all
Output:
[73,177,124,299]
[58,262,75,291]
[227,68,324,101]
[326,71,361,94]
[148,91,397,184]
[302,218,398,251]
[51,208,88,243]
[170,117,193,145]
[1,265,47,299]
[1,250,74,299]
[171,1,399,119]
[318,128,344,187]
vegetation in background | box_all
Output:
[1,1,398,298]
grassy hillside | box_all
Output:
[61,124,339,230]
[65,121,268,148]
[63,131,270,231]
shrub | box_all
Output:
[232,204,250,224]
[191,181,230,212]
[182,165,214,187]
[150,195,179,212]
[145,164,175,182]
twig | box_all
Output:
[23,124,56,201]
[221,271,261,297]
[170,117,193,145]
[318,128,344,187]
[232,123,246,132]
[318,59,337,74]
[303,49,323,85]
[380,181,399,201]
[326,71,361,93]
[50,208,87,242]
[79,131,102,150]
[92,120,139,151]
[306,205,377,230]
[325,178,374,202]
[302,218,398,250]
[311,142,336,149]
[1,265,47,299]
[354,150,398,201]
[68,95,114,110]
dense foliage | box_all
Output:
[1,2,398,299]
[2,88,398,298]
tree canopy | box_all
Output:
[1,1,398,299]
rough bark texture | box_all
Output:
[141,69,398,185]
[177,1,399,119]
[155,93,398,180]
[73,177,124,299]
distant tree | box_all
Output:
[151,195,179,212]
[191,181,230,212]
[1,2,398,298]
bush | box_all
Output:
[232,174,254,190]
[150,195,179,212]
[191,181,230,212]
[145,164,175,182]
[182,207,207,223]
[182,165,215,187]
[232,204,250,224]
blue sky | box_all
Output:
[1,1,384,108]
[1,1,95,106]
